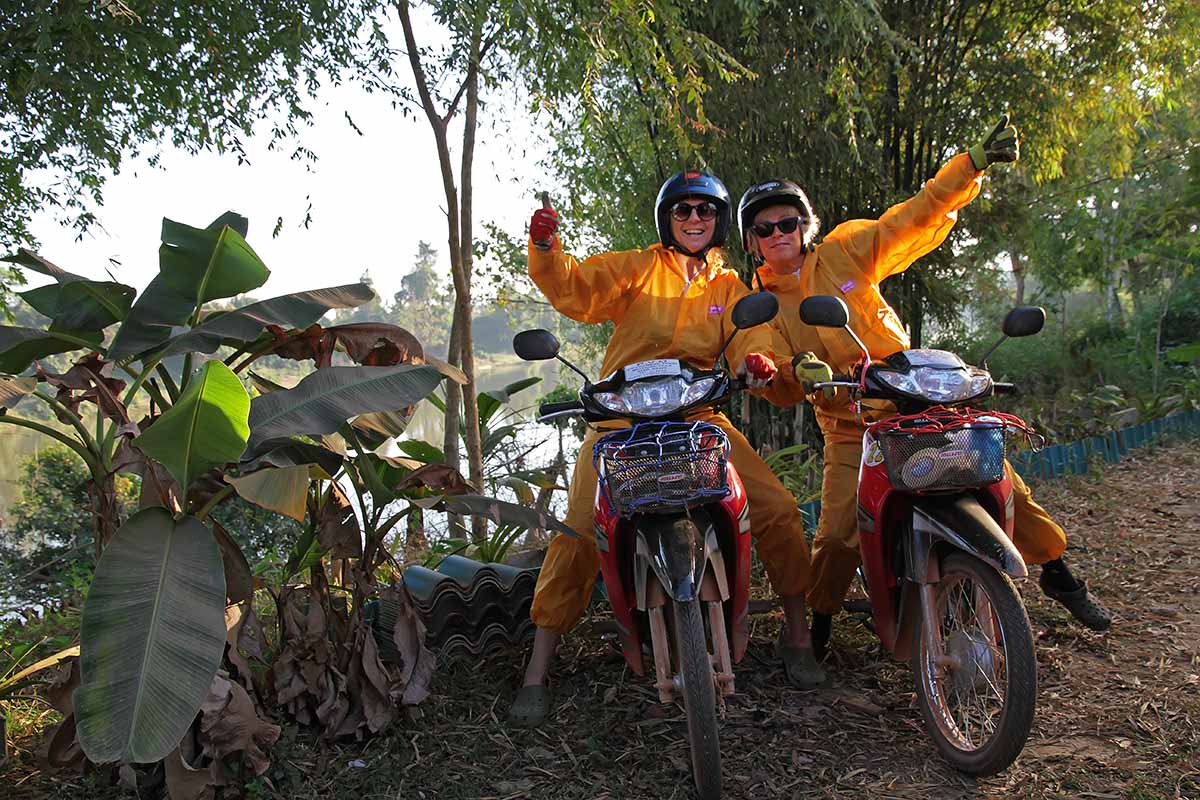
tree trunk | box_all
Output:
[442,314,462,474]
[460,16,487,542]
[1010,251,1026,306]
[88,472,120,558]
[406,507,427,555]
[397,0,486,543]
[442,317,464,536]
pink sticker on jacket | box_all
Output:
[839,279,856,293]
[708,304,725,315]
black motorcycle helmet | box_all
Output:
[654,170,732,257]
[737,179,819,257]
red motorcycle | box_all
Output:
[513,291,779,800]
[799,295,1045,775]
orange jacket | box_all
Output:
[760,153,984,422]
[528,240,774,382]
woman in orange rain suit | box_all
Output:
[738,117,1112,660]
[508,171,824,727]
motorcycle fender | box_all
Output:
[911,495,1027,579]
[634,517,712,605]
[892,582,922,662]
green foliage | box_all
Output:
[0,0,389,252]
[0,445,136,608]
[762,443,822,505]
[134,360,251,492]
[76,508,227,764]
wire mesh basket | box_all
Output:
[878,419,1006,492]
[594,422,730,516]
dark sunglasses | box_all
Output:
[670,201,719,222]
[751,216,804,238]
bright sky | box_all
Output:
[23,11,548,305]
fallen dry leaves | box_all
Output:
[7,443,1200,799]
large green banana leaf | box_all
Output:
[108,214,270,359]
[159,283,375,356]
[4,248,136,331]
[239,436,344,476]
[245,364,444,452]
[0,326,103,374]
[75,507,227,763]
[134,360,250,493]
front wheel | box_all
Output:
[912,553,1037,775]
[674,597,721,799]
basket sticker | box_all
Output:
[624,359,680,381]
[864,440,885,466]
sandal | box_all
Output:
[776,627,828,689]
[1039,573,1112,631]
[508,684,552,727]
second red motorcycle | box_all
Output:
[800,294,1045,775]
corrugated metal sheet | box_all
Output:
[398,555,539,662]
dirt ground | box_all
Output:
[8,442,1200,799]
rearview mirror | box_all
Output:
[731,291,779,329]
[799,296,850,329]
[513,329,561,361]
[1002,306,1046,338]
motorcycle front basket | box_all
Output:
[878,419,1006,492]
[593,421,730,516]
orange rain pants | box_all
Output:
[805,416,1068,615]
[530,408,813,634]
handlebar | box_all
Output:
[538,400,584,419]
[993,382,1017,395]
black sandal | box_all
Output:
[1039,573,1113,631]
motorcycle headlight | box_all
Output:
[876,367,992,403]
[593,391,629,414]
[611,376,691,416]
[680,377,718,406]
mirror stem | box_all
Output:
[712,331,737,371]
[556,354,592,386]
[978,335,1008,369]
[844,326,871,362]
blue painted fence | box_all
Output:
[795,409,1200,528]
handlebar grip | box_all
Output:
[993,382,1017,395]
[539,400,583,416]
[831,373,853,383]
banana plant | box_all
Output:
[0,213,454,765]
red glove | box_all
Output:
[740,352,777,389]
[530,207,558,248]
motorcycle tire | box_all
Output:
[912,552,1037,776]
[674,596,721,799]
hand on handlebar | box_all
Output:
[791,351,835,399]
[737,352,777,390]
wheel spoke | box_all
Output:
[924,568,1012,753]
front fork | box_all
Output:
[641,523,735,703]
[914,546,999,673]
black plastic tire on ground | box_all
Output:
[674,596,721,799]
[912,552,1038,776]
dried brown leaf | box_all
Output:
[199,674,281,776]
[317,482,361,559]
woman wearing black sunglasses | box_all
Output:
[510,170,828,726]
[739,116,1112,663]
